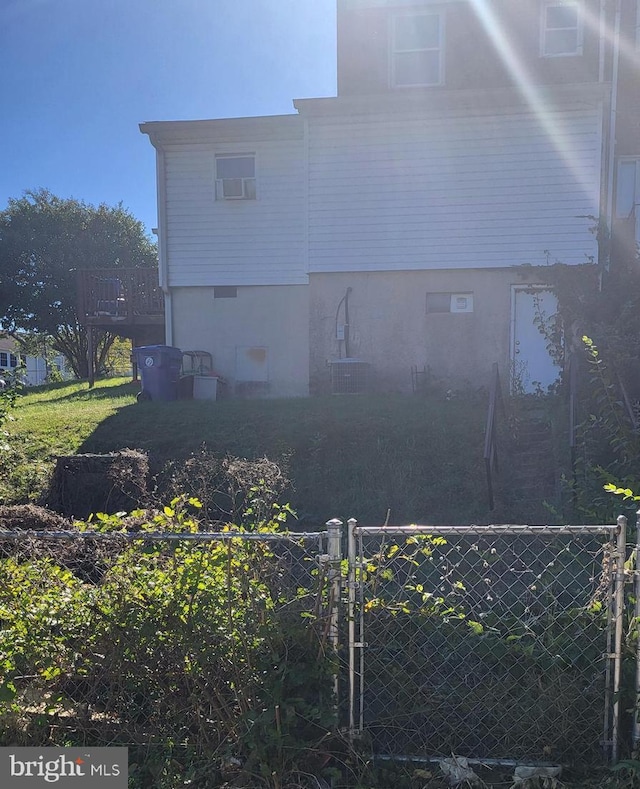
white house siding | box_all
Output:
[0,342,66,386]
[23,356,48,386]
[156,117,307,288]
[171,285,309,398]
[309,267,553,394]
[306,102,602,273]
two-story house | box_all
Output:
[141,0,640,397]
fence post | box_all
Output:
[326,518,343,713]
[612,514,627,763]
[347,517,359,741]
[634,509,640,757]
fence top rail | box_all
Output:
[353,523,616,537]
[0,530,328,543]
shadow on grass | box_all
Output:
[78,399,221,459]
[75,393,497,526]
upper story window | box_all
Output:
[391,11,444,88]
[215,155,256,200]
[541,2,583,57]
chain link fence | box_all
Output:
[0,517,633,784]
[0,527,338,786]
[346,521,625,768]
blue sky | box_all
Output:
[0,0,337,235]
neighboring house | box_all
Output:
[140,0,640,397]
[0,337,66,387]
[0,339,22,384]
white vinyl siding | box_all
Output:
[161,120,306,287]
[306,104,601,273]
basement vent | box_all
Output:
[214,286,238,299]
[329,359,371,395]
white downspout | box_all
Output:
[598,0,606,83]
[604,0,622,271]
[154,142,173,346]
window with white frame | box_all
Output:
[391,11,444,88]
[0,352,18,368]
[215,155,256,200]
[541,2,583,57]
[426,292,474,314]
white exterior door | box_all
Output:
[511,286,561,394]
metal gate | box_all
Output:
[344,518,627,766]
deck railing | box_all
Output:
[76,268,164,325]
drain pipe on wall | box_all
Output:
[604,0,622,275]
[335,286,352,359]
[598,0,606,84]
[344,286,351,358]
[154,142,173,345]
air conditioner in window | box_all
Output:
[216,178,256,200]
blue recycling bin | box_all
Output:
[133,345,182,402]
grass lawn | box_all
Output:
[5,377,497,525]
[0,379,625,789]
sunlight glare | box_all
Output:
[467,0,607,210]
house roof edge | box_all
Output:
[293,82,610,116]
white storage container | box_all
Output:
[192,375,219,401]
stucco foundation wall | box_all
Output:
[170,285,309,397]
[310,269,545,394]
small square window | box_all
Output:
[214,286,238,299]
[0,352,7,368]
[426,292,474,314]
[426,292,452,313]
[541,2,583,57]
[9,354,18,368]
[215,155,256,200]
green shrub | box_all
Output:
[0,500,338,788]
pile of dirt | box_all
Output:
[0,503,70,531]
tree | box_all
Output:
[0,190,157,378]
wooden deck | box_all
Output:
[76,268,164,329]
